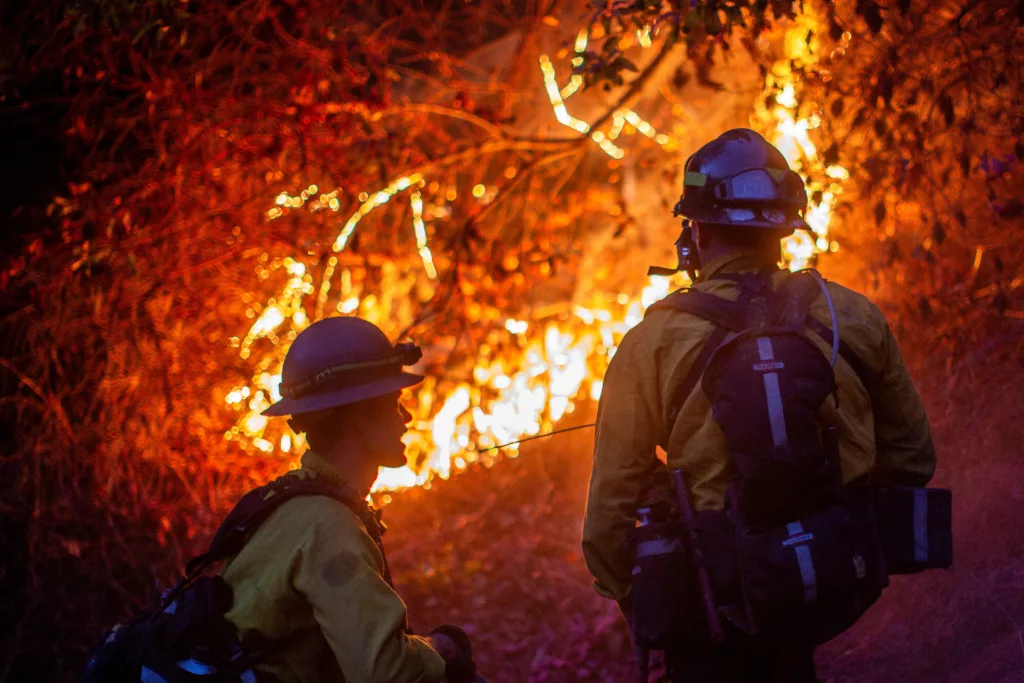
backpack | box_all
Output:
[81,474,386,683]
[647,269,888,645]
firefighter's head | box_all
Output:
[671,128,808,271]
[263,317,422,472]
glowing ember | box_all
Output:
[538,29,671,159]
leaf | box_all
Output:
[823,143,839,166]
[856,0,884,33]
[614,56,639,73]
[876,72,893,105]
[898,111,919,128]
[939,94,955,125]
[829,17,844,41]
[887,239,902,264]
[995,199,1024,220]
[918,296,932,319]
[132,19,161,45]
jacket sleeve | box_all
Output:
[291,505,447,683]
[869,308,937,486]
[582,329,663,601]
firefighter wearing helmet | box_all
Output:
[583,129,939,682]
[222,317,479,683]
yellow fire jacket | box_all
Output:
[582,251,937,601]
[223,451,446,683]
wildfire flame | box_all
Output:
[225,15,847,496]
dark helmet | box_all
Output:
[262,317,423,417]
[673,128,808,231]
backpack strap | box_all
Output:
[768,271,822,330]
[650,269,776,448]
[784,271,879,393]
[183,474,392,587]
[805,318,879,392]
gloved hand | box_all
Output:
[428,624,478,683]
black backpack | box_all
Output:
[81,474,386,683]
[648,269,888,645]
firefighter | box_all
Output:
[223,316,477,683]
[582,129,937,682]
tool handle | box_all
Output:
[672,469,726,643]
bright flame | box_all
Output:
[574,29,589,53]
[229,226,689,493]
[538,50,673,157]
[410,191,437,279]
[539,54,590,134]
[228,13,847,497]
[755,12,849,271]
[637,25,653,48]
[334,173,424,252]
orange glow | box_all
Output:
[227,15,847,494]
[754,10,848,271]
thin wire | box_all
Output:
[477,423,596,453]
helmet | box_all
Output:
[673,128,808,231]
[262,317,423,417]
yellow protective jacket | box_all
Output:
[223,451,446,683]
[582,251,937,601]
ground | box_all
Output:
[382,347,1024,682]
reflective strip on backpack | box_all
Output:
[140,667,170,683]
[786,521,819,603]
[177,659,218,675]
[913,488,929,562]
[634,537,684,559]
[756,338,789,447]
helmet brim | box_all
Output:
[675,200,808,231]
[262,371,424,417]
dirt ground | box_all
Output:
[383,349,1024,683]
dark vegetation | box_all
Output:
[1,0,1022,680]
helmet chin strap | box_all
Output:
[647,219,701,282]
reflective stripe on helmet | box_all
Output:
[684,171,709,186]
[281,342,422,399]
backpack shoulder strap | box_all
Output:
[781,271,880,392]
[656,270,775,448]
[804,318,880,391]
[646,289,757,332]
[768,270,822,329]
[185,474,391,585]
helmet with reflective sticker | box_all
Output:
[262,317,423,417]
[673,128,808,230]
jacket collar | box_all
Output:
[696,250,779,283]
[300,450,348,483]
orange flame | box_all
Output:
[226,14,846,495]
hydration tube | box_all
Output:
[806,269,840,367]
